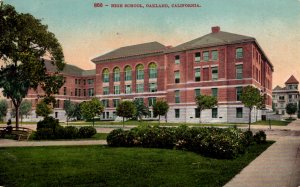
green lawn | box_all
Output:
[253,120,291,126]
[0,142,273,187]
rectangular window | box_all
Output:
[236,48,243,59]
[63,87,66,95]
[212,88,218,98]
[194,89,201,97]
[135,98,144,105]
[75,79,77,84]
[88,79,94,84]
[203,51,209,61]
[236,87,243,101]
[113,99,120,108]
[103,87,109,95]
[78,89,81,96]
[102,99,109,107]
[83,80,86,85]
[212,67,218,80]
[175,109,180,118]
[175,71,180,83]
[125,70,132,81]
[88,88,94,96]
[212,50,218,61]
[149,83,157,92]
[125,85,132,94]
[236,107,243,118]
[195,52,201,62]
[148,97,156,107]
[236,64,243,79]
[212,108,218,118]
[78,80,81,85]
[83,89,86,96]
[195,68,201,82]
[175,55,180,64]
[136,84,144,93]
[136,69,144,80]
[114,72,120,82]
[195,108,200,118]
[114,85,120,94]
[149,67,157,79]
[75,88,77,96]
[175,90,180,103]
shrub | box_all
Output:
[78,126,97,138]
[35,128,55,140]
[55,125,65,139]
[37,116,59,131]
[253,130,266,144]
[107,129,128,147]
[64,126,79,139]
[242,130,253,146]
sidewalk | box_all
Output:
[225,120,300,187]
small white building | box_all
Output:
[272,75,299,118]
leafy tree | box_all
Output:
[11,100,32,123]
[0,3,65,128]
[64,100,81,125]
[153,100,169,124]
[286,103,297,118]
[116,100,136,128]
[195,95,218,123]
[0,99,8,122]
[36,100,53,118]
[133,99,149,121]
[80,98,104,126]
[240,85,263,130]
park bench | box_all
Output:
[0,127,33,141]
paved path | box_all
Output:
[225,120,300,187]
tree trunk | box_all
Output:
[158,115,160,125]
[15,106,19,129]
[123,117,125,128]
[248,108,252,131]
[199,110,202,124]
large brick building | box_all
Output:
[18,26,273,123]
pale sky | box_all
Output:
[4,0,300,88]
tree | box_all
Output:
[0,3,65,128]
[36,99,53,118]
[64,100,81,125]
[11,100,32,123]
[153,100,169,124]
[286,103,297,118]
[80,98,104,126]
[133,99,149,121]
[195,95,218,123]
[240,85,263,130]
[116,100,136,128]
[0,99,8,122]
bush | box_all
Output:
[253,130,266,144]
[64,126,79,139]
[106,125,253,159]
[78,126,97,138]
[35,128,55,140]
[35,117,60,140]
[55,125,65,139]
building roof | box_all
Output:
[285,75,299,84]
[273,86,283,91]
[44,60,95,76]
[167,31,255,53]
[91,41,166,63]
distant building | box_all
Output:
[272,75,299,117]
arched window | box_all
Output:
[148,62,157,79]
[102,68,109,83]
[113,67,120,82]
[124,66,132,81]
[136,64,144,80]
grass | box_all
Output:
[253,120,291,126]
[26,133,108,141]
[0,142,273,187]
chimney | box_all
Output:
[212,26,220,33]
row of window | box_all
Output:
[174,65,243,83]
[174,47,243,64]
[103,83,158,95]
[100,97,157,108]
[174,107,244,119]
[74,78,94,85]
[102,63,157,83]
[174,87,243,103]
[62,87,94,97]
